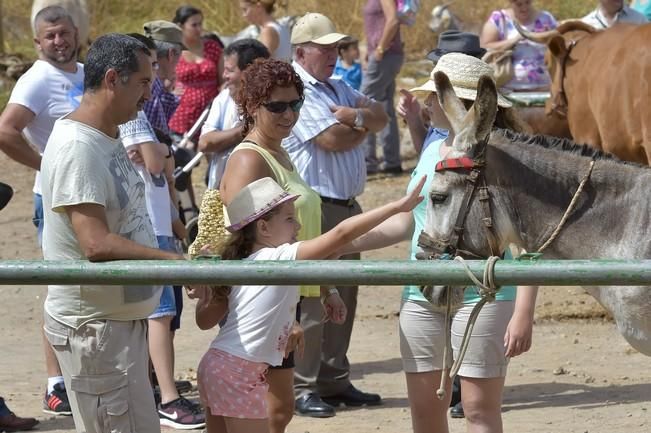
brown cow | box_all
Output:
[518,21,651,164]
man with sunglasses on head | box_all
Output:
[282,12,389,418]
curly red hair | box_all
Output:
[235,58,305,134]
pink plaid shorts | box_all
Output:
[198,348,269,419]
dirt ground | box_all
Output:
[0,153,649,433]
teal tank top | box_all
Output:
[402,128,515,303]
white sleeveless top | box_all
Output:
[265,21,292,62]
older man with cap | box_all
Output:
[142,20,185,136]
[282,12,388,418]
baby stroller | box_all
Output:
[170,106,212,250]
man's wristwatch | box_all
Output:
[320,287,340,304]
[354,109,365,129]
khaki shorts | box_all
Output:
[399,299,514,378]
[44,313,159,433]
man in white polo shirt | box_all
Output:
[0,5,83,417]
[283,12,389,418]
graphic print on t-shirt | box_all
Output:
[65,81,84,109]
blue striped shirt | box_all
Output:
[282,62,370,199]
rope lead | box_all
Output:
[436,256,501,399]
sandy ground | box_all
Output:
[0,153,649,433]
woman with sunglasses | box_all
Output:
[217,58,346,433]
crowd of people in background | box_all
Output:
[0,0,648,432]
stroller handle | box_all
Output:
[174,151,205,179]
[176,106,211,150]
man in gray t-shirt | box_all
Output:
[40,34,182,433]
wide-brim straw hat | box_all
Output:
[410,52,512,108]
[226,177,300,232]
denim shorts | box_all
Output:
[33,193,44,246]
[149,236,178,319]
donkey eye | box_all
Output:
[430,192,448,204]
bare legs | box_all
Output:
[205,407,269,433]
[461,377,505,433]
[148,316,179,404]
[266,368,294,433]
[405,371,451,433]
[43,328,62,378]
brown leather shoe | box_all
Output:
[0,412,39,432]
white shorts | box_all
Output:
[399,298,515,378]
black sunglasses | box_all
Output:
[262,98,304,114]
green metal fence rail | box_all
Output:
[0,260,650,286]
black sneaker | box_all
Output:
[322,385,382,408]
[450,401,465,418]
[43,383,72,416]
[158,397,205,430]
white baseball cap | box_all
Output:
[290,12,349,45]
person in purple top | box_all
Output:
[361,0,404,174]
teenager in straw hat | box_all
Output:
[340,52,537,433]
[191,175,425,433]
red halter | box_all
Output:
[435,157,475,172]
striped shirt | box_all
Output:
[282,61,370,199]
[143,77,179,136]
[582,5,647,29]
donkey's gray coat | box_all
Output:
[423,74,651,355]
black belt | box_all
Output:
[320,196,356,207]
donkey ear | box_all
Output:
[452,75,497,154]
[434,71,467,135]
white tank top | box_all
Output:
[265,21,292,62]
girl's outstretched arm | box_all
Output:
[339,210,415,256]
[297,176,427,260]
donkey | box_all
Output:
[421,72,651,356]
[429,2,462,33]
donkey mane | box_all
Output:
[494,129,648,169]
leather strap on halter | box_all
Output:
[478,182,500,256]
[418,147,499,260]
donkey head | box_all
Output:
[429,2,458,33]
[421,72,498,261]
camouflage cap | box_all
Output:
[143,20,186,49]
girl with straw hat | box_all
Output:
[191,175,425,433]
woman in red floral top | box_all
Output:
[170,5,223,136]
